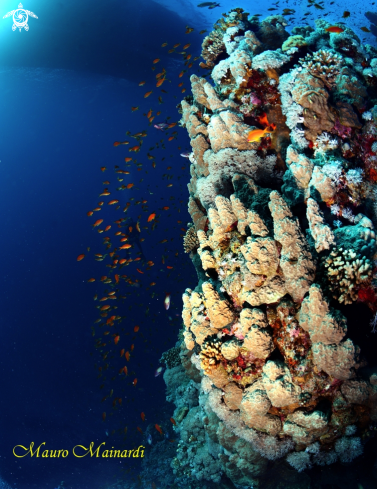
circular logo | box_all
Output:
[12,8,28,30]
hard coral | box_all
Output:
[323,247,373,304]
[183,225,199,253]
[299,49,343,88]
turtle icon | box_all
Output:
[3,3,38,31]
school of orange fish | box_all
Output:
[76,26,210,452]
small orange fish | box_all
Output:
[93,219,103,228]
[183,43,191,49]
[150,282,156,286]
[87,211,93,216]
[115,274,119,283]
[108,200,119,205]
[137,426,143,434]
[129,145,141,152]
[167,266,173,269]
[247,127,270,143]
[153,58,160,64]
[144,91,153,98]
[147,109,153,118]
[114,335,120,345]
[148,213,156,222]
[125,351,130,361]
[130,344,134,352]
[119,258,127,264]
[102,412,106,421]
[325,26,344,33]
[170,417,176,426]
[125,157,133,162]
[100,305,110,311]
[141,412,145,422]
[178,71,185,78]
[361,26,371,33]
[131,106,139,111]
[87,278,95,282]
[137,268,144,274]
[161,42,168,47]
[139,81,146,86]
[120,349,125,357]
[155,424,163,435]
[133,378,138,386]
[113,141,121,146]
[136,221,141,232]
[156,77,165,87]
[100,167,106,172]
[162,206,170,210]
[119,244,132,250]
[173,43,180,48]
[126,183,134,189]
[134,325,140,332]
[123,366,128,375]
[105,225,111,231]
[77,254,85,261]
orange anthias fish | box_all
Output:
[141,412,145,422]
[147,213,156,222]
[325,26,344,33]
[139,81,146,86]
[247,127,272,143]
[134,325,140,332]
[102,412,106,421]
[156,77,166,87]
[170,417,176,426]
[114,335,120,345]
[144,91,153,98]
[155,424,163,435]
[77,254,85,261]
[153,58,160,64]
[93,219,103,228]
[125,157,133,162]
[133,378,138,386]
[125,351,130,361]
[108,200,119,205]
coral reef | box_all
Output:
[163,7,377,488]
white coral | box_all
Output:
[314,132,338,156]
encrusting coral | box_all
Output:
[160,8,377,488]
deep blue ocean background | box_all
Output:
[0,0,375,488]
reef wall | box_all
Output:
[166,8,377,487]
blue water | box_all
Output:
[0,0,376,488]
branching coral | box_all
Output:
[323,247,373,304]
[299,49,343,88]
[183,226,200,253]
